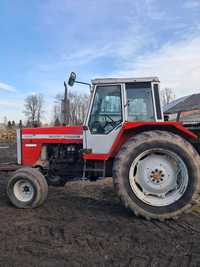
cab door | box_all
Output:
[84,84,124,154]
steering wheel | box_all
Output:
[103,114,116,127]
[91,115,119,134]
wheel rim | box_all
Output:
[13,179,34,202]
[129,149,189,207]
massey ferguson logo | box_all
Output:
[22,134,83,139]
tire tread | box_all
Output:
[113,131,200,221]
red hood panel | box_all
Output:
[21,126,83,166]
[22,125,83,135]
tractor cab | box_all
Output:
[83,77,163,154]
[87,77,163,133]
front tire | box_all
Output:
[7,168,48,208]
[113,131,200,220]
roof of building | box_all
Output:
[91,77,159,85]
[164,93,200,114]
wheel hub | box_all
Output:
[129,149,189,207]
[23,185,30,193]
[150,169,164,183]
[13,180,34,202]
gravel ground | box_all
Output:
[0,143,200,267]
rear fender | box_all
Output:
[109,122,197,158]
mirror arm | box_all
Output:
[75,80,91,89]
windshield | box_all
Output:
[88,85,122,134]
[126,85,155,121]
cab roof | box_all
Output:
[91,77,159,85]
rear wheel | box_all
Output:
[7,167,48,208]
[113,131,200,220]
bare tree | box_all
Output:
[67,92,89,125]
[37,95,44,125]
[54,117,61,126]
[18,120,23,128]
[7,120,12,128]
[23,94,44,127]
[53,94,63,125]
[53,92,89,125]
[11,120,16,128]
[161,88,176,107]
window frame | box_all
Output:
[125,82,157,122]
[87,84,124,135]
[152,82,163,121]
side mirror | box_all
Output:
[68,72,76,87]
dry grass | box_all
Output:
[0,128,16,142]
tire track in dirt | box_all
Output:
[1,144,200,266]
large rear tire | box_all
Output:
[113,131,200,220]
[7,167,48,208]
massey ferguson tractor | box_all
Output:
[5,72,200,221]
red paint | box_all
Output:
[21,126,83,166]
[122,121,197,139]
[22,125,83,135]
[21,122,197,165]
[22,143,42,166]
[83,121,197,161]
[83,154,108,160]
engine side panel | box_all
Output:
[46,143,84,179]
[21,126,83,166]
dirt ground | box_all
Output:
[0,143,200,267]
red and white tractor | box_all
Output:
[6,73,200,220]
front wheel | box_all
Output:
[113,131,200,220]
[7,168,48,208]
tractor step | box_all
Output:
[83,159,106,179]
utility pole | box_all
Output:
[62,81,70,125]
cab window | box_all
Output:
[126,83,155,121]
[89,85,122,134]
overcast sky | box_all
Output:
[0,0,200,122]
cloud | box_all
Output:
[112,34,200,97]
[0,100,22,109]
[141,0,166,20]
[0,82,16,92]
[12,0,200,124]
[184,0,200,8]
[38,45,112,72]
[37,21,154,75]
[37,28,200,100]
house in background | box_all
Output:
[163,93,200,122]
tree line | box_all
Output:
[3,116,23,129]
[22,91,89,127]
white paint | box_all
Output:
[25,144,37,147]
[16,129,22,165]
[84,84,124,153]
[85,127,121,154]
[22,134,83,140]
